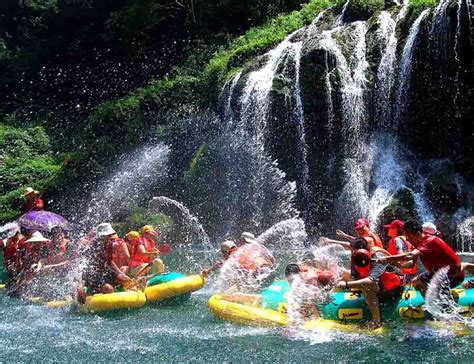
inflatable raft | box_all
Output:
[79,272,205,313]
[208,280,474,327]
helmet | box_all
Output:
[352,249,371,267]
[142,225,158,236]
[125,231,140,240]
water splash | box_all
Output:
[148,196,211,249]
[70,143,170,233]
[424,266,472,326]
[256,218,307,251]
[395,9,430,127]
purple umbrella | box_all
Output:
[17,211,70,232]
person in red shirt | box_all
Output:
[378,220,464,295]
[20,187,44,214]
[81,223,132,295]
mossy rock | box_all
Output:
[377,188,420,228]
[338,0,384,23]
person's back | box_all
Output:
[416,235,461,274]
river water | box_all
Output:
[1,252,474,362]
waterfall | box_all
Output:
[222,71,242,126]
[292,42,312,211]
[235,30,303,227]
[319,22,369,217]
[395,9,430,127]
[375,11,398,128]
[430,0,451,65]
[337,0,350,25]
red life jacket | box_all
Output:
[107,238,124,266]
[387,236,418,275]
[129,237,156,267]
[352,246,402,292]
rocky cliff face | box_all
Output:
[183,0,473,248]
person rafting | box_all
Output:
[219,237,276,292]
[377,220,464,295]
[200,240,237,278]
[335,218,383,249]
[384,219,417,282]
[127,228,165,278]
[237,232,256,247]
[336,237,403,327]
[20,187,44,214]
[81,223,132,295]
[1,225,24,283]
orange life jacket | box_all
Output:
[387,236,417,275]
[129,237,156,266]
[368,231,383,248]
[352,246,402,292]
[299,265,322,284]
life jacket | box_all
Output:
[299,265,322,285]
[107,238,124,266]
[129,237,156,266]
[387,236,418,275]
[368,231,383,248]
[352,246,402,292]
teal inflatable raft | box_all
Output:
[254,280,474,322]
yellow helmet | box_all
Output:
[125,231,140,240]
[141,225,158,236]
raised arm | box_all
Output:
[320,237,351,250]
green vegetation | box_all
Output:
[89,0,337,127]
[0,123,63,221]
[112,207,174,236]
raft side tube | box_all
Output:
[144,274,205,303]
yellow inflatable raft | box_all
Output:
[145,274,205,303]
[79,291,147,313]
[208,294,385,335]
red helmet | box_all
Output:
[352,249,371,267]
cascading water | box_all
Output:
[431,0,452,65]
[395,9,430,128]
[319,22,369,219]
[375,11,398,127]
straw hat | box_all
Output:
[26,231,50,243]
[23,187,39,196]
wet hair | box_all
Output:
[403,220,423,234]
[285,264,300,276]
[350,237,368,250]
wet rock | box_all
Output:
[340,0,384,23]
[424,159,469,214]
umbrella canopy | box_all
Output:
[17,211,70,232]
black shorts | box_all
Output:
[417,270,465,288]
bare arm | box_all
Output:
[320,237,351,250]
[336,230,356,241]
[378,249,421,264]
